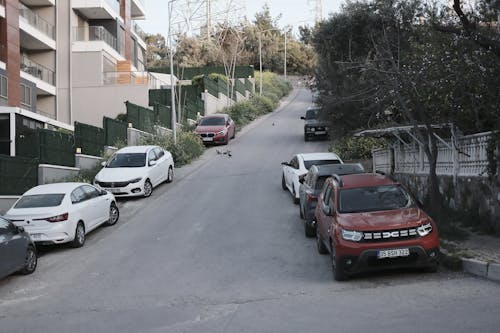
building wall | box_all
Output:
[56,0,73,124]
[72,84,148,127]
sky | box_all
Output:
[139,0,345,37]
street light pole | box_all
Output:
[168,0,177,144]
[284,32,287,81]
[259,32,263,96]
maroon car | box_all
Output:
[194,114,235,145]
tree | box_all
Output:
[144,33,169,68]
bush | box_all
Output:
[330,136,386,161]
[255,71,293,99]
[140,129,205,167]
[250,95,275,114]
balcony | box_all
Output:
[131,0,146,19]
[20,56,56,95]
[72,0,120,20]
[19,2,56,50]
[0,44,5,67]
[21,0,55,6]
[73,26,125,59]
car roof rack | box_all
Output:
[331,174,343,187]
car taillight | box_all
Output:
[307,193,317,202]
[35,213,69,223]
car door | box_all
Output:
[0,217,25,276]
[316,183,334,243]
[153,147,167,183]
[227,117,235,138]
[70,186,94,231]
[299,172,312,207]
[147,149,161,186]
[285,156,299,191]
[81,185,109,228]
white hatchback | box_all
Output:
[94,145,174,197]
[281,152,343,203]
[4,183,119,248]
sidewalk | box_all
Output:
[441,230,500,283]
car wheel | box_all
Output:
[223,133,229,145]
[316,227,328,255]
[166,166,174,183]
[281,174,287,191]
[304,134,309,142]
[330,241,347,281]
[304,220,315,238]
[143,179,153,197]
[71,222,85,248]
[106,202,119,226]
[231,128,236,139]
[18,245,37,275]
[292,187,299,204]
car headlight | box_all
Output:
[129,177,142,183]
[341,229,363,242]
[216,130,226,135]
[417,222,433,237]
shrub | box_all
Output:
[330,136,386,161]
[250,95,275,114]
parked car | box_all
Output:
[94,145,174,197]
[4,183,119,248]
[0,216,37,279]
[194,114,235,145]
[315,172,440,281]
[299,163,365,237]
[300,106,330,141]
[281,152,343,204]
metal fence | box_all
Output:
[103,117,127,146]
[235,79,247,96]
[74,122,105,157]
[38,129,75,167]
[153,103,172,129]
[147,65,254,80]
[372,131,493,177]
[203,77,219,97]
[126,101,155,133]
[0,155,38,195]
[18,2,55,39]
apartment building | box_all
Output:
[0,0,151,157]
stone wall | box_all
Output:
[395,173,500,235]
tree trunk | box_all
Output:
[424,132,443,219]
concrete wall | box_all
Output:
[75,154,102,171]
[0,196,19,215]
[38,164,80,185]
[203,92,218,116]
[395,173,500,235]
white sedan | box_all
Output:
[281,152,343,204]
[4,183,119,248]
[94,145,174,197]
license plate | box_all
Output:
[202,137,213,142]
[30,233,43,241]
[315,131,326,135]
[377,248,410,259]
[108,188,120,194]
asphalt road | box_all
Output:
[1,87,500,332]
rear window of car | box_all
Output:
[107,153,146,168]
[199,117,225,126]
[304,159,341,169]
[15,194,65,208]
[338,185,414,213]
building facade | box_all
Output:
[0,0,151,156]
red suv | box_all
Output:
[315,172,439,281]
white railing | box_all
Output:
[373,132,493,177]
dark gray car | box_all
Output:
[0,216,37,279]
[298,163,365,237]
[300,106,330,141]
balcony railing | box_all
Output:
[21,56,55,86]
[133,22,147,40]
[19,3,55,39]
[74,26,118,53]
[103,71,156,87]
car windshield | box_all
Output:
[15,194,65,208]
[106,153,146,168]
[338,185,414,213]
[304,159,340,169]
[199,117,225,126]
[305,109,319,120]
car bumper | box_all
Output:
[198,134,227,144]
[12,222,76,245]
[95,181,145,197]
[334,234,440,277]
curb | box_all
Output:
[440,250,500,283]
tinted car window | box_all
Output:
[154,147,164,158]
[304,159,340,169]
[199,117,225,126]
[15,194,65,208]
[71,187,87,204]
[107,153,146,168]
[148,150,157,163]
[82,185,99,199]
[305,108,319,120]
[290,157,299,169]
[338,185,414,214]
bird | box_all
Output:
[216,149,222,154]
[272,122,275,126]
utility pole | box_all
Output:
[308,0,322,24]
[284,32,287,80]
[168,0,177,144]
[259,32,263,96]
[206,0,211,40]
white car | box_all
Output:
[4,183,119,248]
[281,152,343,204]
[94,145,174,197]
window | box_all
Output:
[314,176,329,190]
[323,185,332,206]
[15,194,65,208]
[338,185,414,214]
[290,157,299,169]
[20,83,32,107]
[0,75,7,98]
[106,153,146,168]
[154,147,164,159]
[199,117,225,126]
[81,185,99,199]
[71,187,87,204]
[148,150,157,163]
[304,159,341,169]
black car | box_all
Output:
[0,216,37,279]
[298,163,365,237]
[300,106,330,141]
